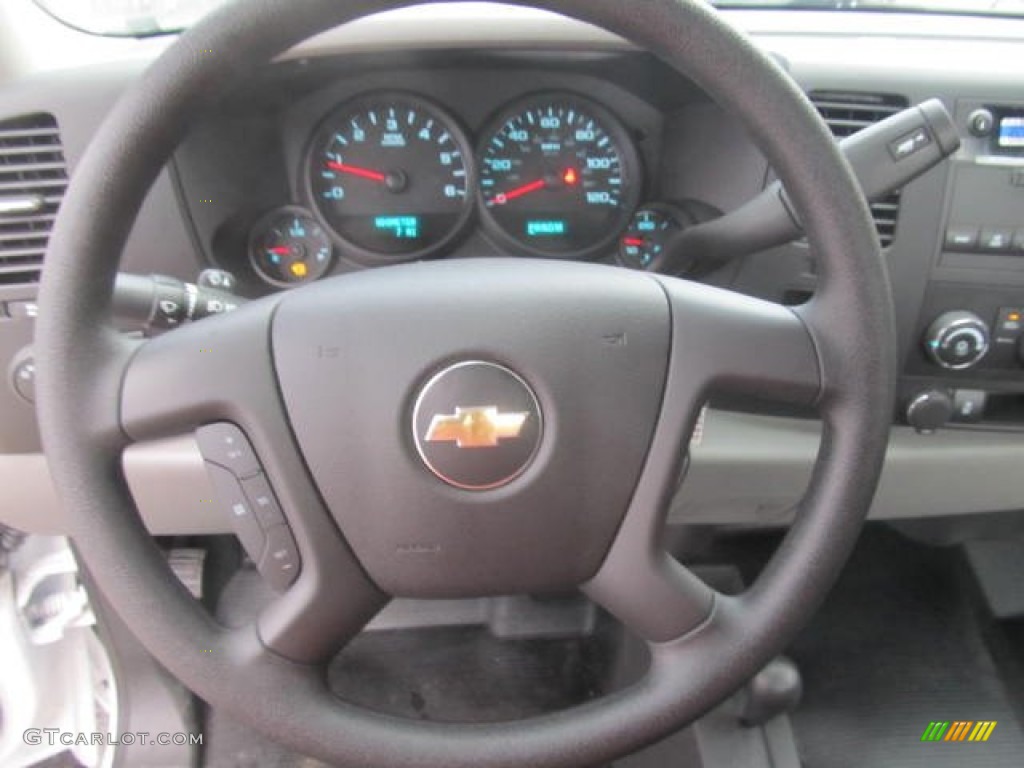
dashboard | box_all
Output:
[1,5,1023,536]
[172,52,752,292]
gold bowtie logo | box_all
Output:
[425,406,529,448]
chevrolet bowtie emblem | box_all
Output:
[425,406,529,448]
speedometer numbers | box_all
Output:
[478,94,642,258]
[307,93,474,263]
[302,91,642,264]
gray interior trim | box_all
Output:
[0,436,219,535]
[675,410,1024,525]
[6,410,1018,535]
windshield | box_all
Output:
[30,0,1024,37]
[720,0,1024,12]
[32,0,230,36]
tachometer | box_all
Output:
[478,93,641,258]
[306,93,474,262]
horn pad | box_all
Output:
[271,260,670,598]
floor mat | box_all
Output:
[786,525,1024,768]
[328,621,616,722]
[202,569,620,766]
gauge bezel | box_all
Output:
[475,91,643,261]
[616,202,686,271]
[302,91,476,266]
[247,205,334,289]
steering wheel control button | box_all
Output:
[412,361,542,491]
[195,422,261,479]
[203,461,301,591]
[204,462,267,562]
[241,473,286,528]
[258,525,301,591]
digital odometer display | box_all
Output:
[307,93,474,261]
[478,94,641,258]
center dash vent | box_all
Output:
[809,91,909,248]
[0,113,68,284]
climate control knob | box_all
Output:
[905,389,954,434]
[924,311,990,370]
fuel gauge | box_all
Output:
[249,208,332,288]
[618,205,683,270]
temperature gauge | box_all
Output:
[249,208,332,288]
[618,205,683,270]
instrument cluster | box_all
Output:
[247,89,678,287]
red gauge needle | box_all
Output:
[325,161,387,183]
[268,246,291,256]
[493,178,546,206]
[622,238,646,247]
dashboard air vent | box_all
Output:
[0,113,67,284]
[809,91,909,248]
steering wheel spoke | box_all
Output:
[120,300,387,663]
[656,275,822,408]
[120,298,281,442]
[586,275,821,642]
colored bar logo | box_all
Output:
[921,721,997,743]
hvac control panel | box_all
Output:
[903,101,1024,433]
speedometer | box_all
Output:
[306,93,474,263]
[477,93,642,258]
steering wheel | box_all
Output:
[35,0,895,765]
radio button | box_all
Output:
[979,228,1014,253]
[968,109,995,138]
[996,307,1023,338]
[1012,229,1024,254]
[945,226,979,252]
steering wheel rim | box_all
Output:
[35,0,896,765]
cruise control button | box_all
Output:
[258,524,300,591]
[979,228,1013,253]
[241,473,285,528]
[195,422,261,478]
[205,462,266,562]
[945,226,978,252]
[888,126,931,161]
